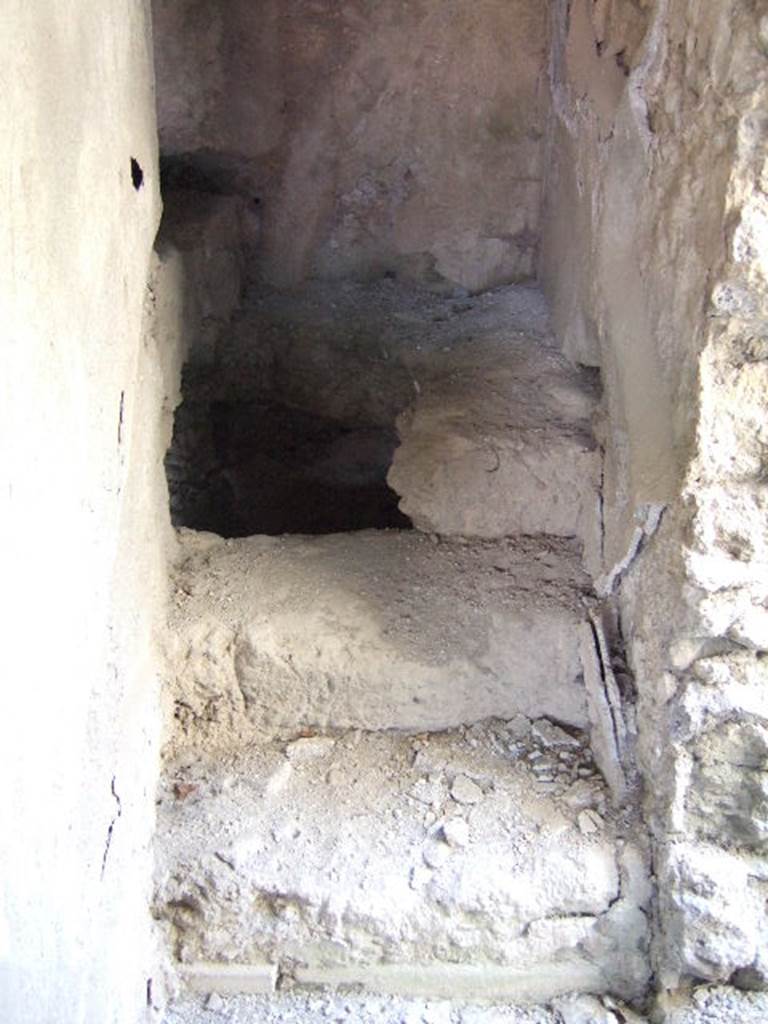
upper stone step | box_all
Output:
[166,530,593,756]
[388,335,602,573]
[167,277,603,559]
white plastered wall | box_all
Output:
[0,3,182,1021]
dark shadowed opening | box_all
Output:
[166,393,411,537]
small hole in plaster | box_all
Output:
[130,158,144,191]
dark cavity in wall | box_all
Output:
[156,172,413,538]
[130,157,144,191]
[166,391,411,537]
[159,152,258,200]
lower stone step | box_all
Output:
[154,720,650,1007]
[163,990,649,1024]
[166,529,593,756]
[161,987,768,1024]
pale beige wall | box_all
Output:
[541,0,753,558]
[542,0,683,559]
[153,0,550,292]
[0,4,181,1021]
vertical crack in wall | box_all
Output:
[117,390,126,447]
[596,503,665,597]
[598,444,606,566]
[580,611,634,805]
[588,614,625,760]
[101,776,123,880]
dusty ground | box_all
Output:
[661,987,768,1023]
[206,279,560,424]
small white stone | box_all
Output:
[410,865,434,889]
[205,992,225,1012]
[410,778,443,806]
[554,994,618,1024]
[285,736,336,762]
[531,719,581,748]
[578,809,604,835]
[565,778,602,811]
[450,775,483,805]
[271,823,301,843]
[442,817,470,847]
[421,1001,452,1024]
[506,713,530,739]
[264,760,293,795]
[403,1006,427,1024]
[423,840,452,869]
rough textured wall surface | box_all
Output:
[541,0,768,1001]
[0,4,179,1021]
[153,0,549,292]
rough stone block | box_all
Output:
[688,721,768,850]
[657,842,768,986]
[183,961,278,995]
[292,961,605,1002]
[388,338,601,572]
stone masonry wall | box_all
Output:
[541,0,768,1001]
